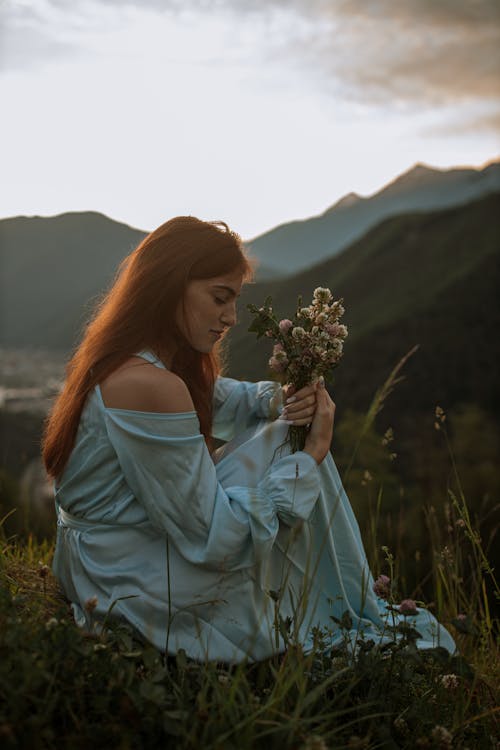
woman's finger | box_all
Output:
[283,394,316,416]
[279,407,316,424]
[285,383,315,404]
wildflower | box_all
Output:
[291,326,306,339]
[382,427,394,446]
[313,287,333,304]
[265,329,273,337]
[279,318,293,334]
[373,574,391,600]
[299,306,313,318]
[361,469,372,486]
[85,595,98,614]
[399,599,418,616]
[330,300,345,318]
[273,342,285,354]
[315,312,328,325]
[431,725,453,749]
[269,356,288,373]
[331,656,345,670]
[440,673,459,690]
[45,618,59,631]
[325,322,347,338]
[435,405,446,422]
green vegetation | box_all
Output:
[1,397,498,748]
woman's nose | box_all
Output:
[221,303,237,327]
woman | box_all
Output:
[43,216,455,662]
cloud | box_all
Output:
[2,0,499,113]
[317,0,500,106]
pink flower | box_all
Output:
[265,329,273,337]
[273,342,284,354]
[326,323,348,338]
[398,599,418,616]
[373,574,391,600]
[279,319,293,334]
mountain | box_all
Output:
[0,211,147,349]
[246,160,500,278]
[226,192,500,430]
[0,163,498,350]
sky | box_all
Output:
[1,0,499,239]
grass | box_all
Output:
[1,370,499,748]
[0,527,498,750]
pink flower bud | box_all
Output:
[279,319,293,334]
[373,574,391,599]
[398,599,418,616]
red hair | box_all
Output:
[43,216,253,479]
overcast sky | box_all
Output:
[1,0,499,238]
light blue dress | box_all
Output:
[53,351,455,662]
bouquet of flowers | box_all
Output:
[247,287,348,451]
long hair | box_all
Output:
[43,216,253,479]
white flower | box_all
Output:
[315,312,328,325]
[330,301,345,319]
[313,287,333,304]
[292,326,306,339]
[299,307,313,318]
[440,674,459,690]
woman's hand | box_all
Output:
[303,378,335,464]
[280,382,318,426]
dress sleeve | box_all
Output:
[212,376,283,441]
[103,408,319,571]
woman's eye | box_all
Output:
[215,297,227,305]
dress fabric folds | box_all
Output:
[53,351,455,662]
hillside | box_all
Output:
[247,160,500,278]
[226,192,500,429]
[0,211,147,349]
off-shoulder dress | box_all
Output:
[53,351,455,662]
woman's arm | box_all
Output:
[100,365,322,571]
[212,376,283,441]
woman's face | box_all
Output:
[177,269,244,353]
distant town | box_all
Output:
[0,348,66,415]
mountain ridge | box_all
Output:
[247,160,500,277]
[226,192,500,426]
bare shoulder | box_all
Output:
[100,357,194,413]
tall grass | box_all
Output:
[1,362,499,748]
